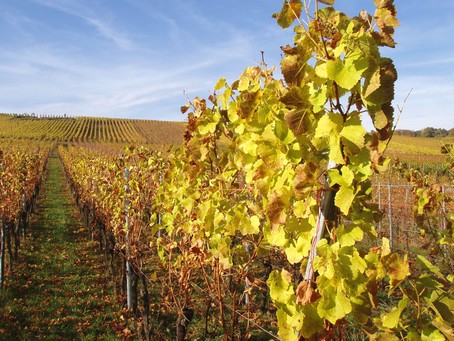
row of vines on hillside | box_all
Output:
[59,0,452,339]
[59,144,165,338]
[0,140,51,288]
[0,115,185,144]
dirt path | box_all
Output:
[0,153,131,340]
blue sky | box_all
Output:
[0,0,452,130]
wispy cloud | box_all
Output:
[85,17,133,50]
[398,56,454,68]
[1,1,450,128]
[31,0,133,49]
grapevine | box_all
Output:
[20,1,452,339]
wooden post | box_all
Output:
[124,168,133,310]
[90,178,95,240]
[0,215,5,289]
[244,243,253,306]
[22,189,27,238]
[304,160,337,283]
[157,171,163,238]
[378,182,382,238]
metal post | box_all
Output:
[388,182,393,250]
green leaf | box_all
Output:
[317,286,352,324]
[427,289,454,323]
[294,197,316,218]
[326,51,367,90]
[340,113,366,153]
[421,326,446,341]
[300,304,324,338]
[285,234,312,264]
[315,112,343,137]
[338,225,364,246]
[266,224,289,247]
[335,185,355,215]
[239,138,258,156]
[381,297,409,329]
[315,62,328,79]
[244,215,261,235]
[276,308,300,341]
[309,83,327,112]
[214,77,227,90]
[268,269,295,304]
[330,166,354,187]
[210,234,232,269]
[198,121,217,135]
[415,255,446,281]
[372,110,389,130]
[362,67,381,98]
[432,317,454,341]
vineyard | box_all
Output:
[0,141,51,288]
[0,113,185,145]
[0,0,453,340]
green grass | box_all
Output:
[0,154,132,340]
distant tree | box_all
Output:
[395,129,414,136]
[432,128,446,137]
[449,128,454,137]
[421,127,436,138]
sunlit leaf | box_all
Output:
[273,0,303,29]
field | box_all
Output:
[0,114,452,340]
[0,113,185,145]
[385,134,454,164]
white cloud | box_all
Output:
[31,0,133,50]
[85,17,133,50]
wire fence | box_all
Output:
[370,183,453,253]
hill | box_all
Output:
[386,134,454,164]
[0,113,185,145]
[1,113,452,165]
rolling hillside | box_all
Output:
[0,113,185,145]
[385,134,454,164]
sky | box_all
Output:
[0,0,452,130]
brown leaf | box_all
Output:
[267,193,287,226]
[280,55,302,87]
[293,162,318,198]
[296,280,321,305]
[180,104,190,114]
[285,108,310,136]
[280,44,298,55]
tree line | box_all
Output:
[395,127,454,138]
